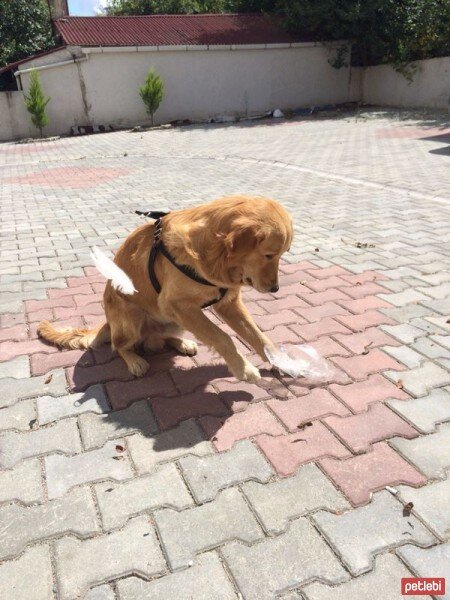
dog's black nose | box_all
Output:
[270,284,279,293]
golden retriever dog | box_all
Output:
[37,196,293,382]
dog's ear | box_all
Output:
[223,222,268,256]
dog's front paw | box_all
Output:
[127,356,149,377]
[234,360,261,383]
[178,339,198,356]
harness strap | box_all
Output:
[140,211,227,309]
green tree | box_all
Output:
[0,0,54,68]
[139,68,164,126]
[24,70,50,137]
[103,0,274,15]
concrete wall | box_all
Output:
[0,43,359,140]
[0,92,36,141]
[362,56,450,110]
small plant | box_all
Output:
[139,68,164,126]
[24,69,50,137]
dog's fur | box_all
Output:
[38,196,293,382]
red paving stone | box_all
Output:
[48,284,93,298]
[294,302,350,323]
[291,317,351,342]
[268,388,350,432]
[106,371,178,410]
[305,276,351,293]
[330,348,405,380]
[200,403,285,451]
[341,281,389,299]
[339,271,388,284]
[213,378,271,411]
[0,324,28,342]
[306,336,351,358]
[333,327,401,354]
[255,422,351,477]
[150,388,229,429]
[298,288,352,306]
[0,339,59,362]
[323,402,418,453]
[319,442,427,506]
[31,349,92,376]
[257,295,311,312]
[5,166,131,189]
[334,310,394,332]
[305,265,350,279]
[336,295,393,314]
[255,309,300,331]
[329,373,410,412]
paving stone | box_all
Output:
[255,422,351,477]
[150,388,229,429]
[155,487,262,570]
[84,585,116,600]
[0,417,81,468]
[390,423,450,478]
[200,403,285,452]
[318,442,427,506]
[331,349,404,380]
[388,388,450,433]
[329,373,410,412]
[79,399,158,449]
[290,317,351,342]
[380,323,425,344]
[37,384,110,425]
[378,289,430,306]
[335,295,392,314]
[267,388,350,432]
[0,486,99,560]
[0,398,35,431]
[243,462,350,534]
[95,462,193,529]
[333,327,400,354]
[0,369,67,408]
[382,344,426,368]
[421,298,450,315]
[0,355,30,379]
[0,545,53,600]
[430,334,450,351]
[45,439,134,499]
[334,309,394,332]
[127,419,213,475]
[116,552,238,600]
[397,542,450,597]
[0,458,43,504]
[311,491,436,575]
[179,440,273,502]
[396,478,450,540]
[380,303,432,322]
[324,402,418,453]
[384,361,450,397]
[301,553,416,600]
[222,517,348,600]
[55,516,166,600]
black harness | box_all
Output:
[135,209,227,309]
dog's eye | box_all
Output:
[265,254,275,260]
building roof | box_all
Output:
[54,13,306,47]
[0,46,67,76]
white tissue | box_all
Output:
[264,344,335,381]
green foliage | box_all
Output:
[103,0,276,15]
[0,0,54,68]
[139,69,164,125]
[24,70,50,137]
[279,0,450,69]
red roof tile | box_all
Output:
[54,14,306,47]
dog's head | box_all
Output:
[212,197,293,293]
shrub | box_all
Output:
[139,68,164,126]
[24,69,50,137]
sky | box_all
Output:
[68,0,108,15]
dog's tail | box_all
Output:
[37,321,110,350]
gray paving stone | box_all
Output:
[79,399,157,450]
[396,478,450,541]
[430,335,450,351]
[411,317,449,335]
[397,543,450,599]
[301,553,415,600]
[411,336,450,360]
[0,417,81,468]
[242,463,350,535]
[380,304,431,322]
[421,298,450,315]
[127,419,213,475]
[425,316,450,334]
[0,398,35,431]
[0,458,43,504]
[388,388,450,433]
[0,545,53,600]
[384,361,450,397]
[45,439,134,499]
[179,440,273,503]
[382,345,425,369]
[390,423,450,478]
[0,486,99,560]
[95,462,193,530]
[84,585,116,600]
[117,552,238,600]
[55,516,166,600]
[380,324,425,344]
[0,369,67,408]
[418,281,450,299]
[222,517,348,600]
[155,487,262,570]
[378,289,429,307]
[37,384,110,425]
[0,356,30,379]
[311,491,436,575]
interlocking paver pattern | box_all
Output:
[1,108,449,598]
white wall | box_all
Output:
[0,92,36,141]
[362,56,450,110]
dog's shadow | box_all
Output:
[69,344,295,453]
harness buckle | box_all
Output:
[153,218,163,248]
